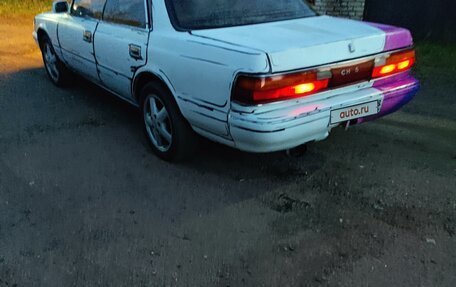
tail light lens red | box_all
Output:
[372,49,415,78]
[233,49,415,105]
[233,70,330,105]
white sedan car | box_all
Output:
[34,0,419,161]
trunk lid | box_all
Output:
[191,16,388,73]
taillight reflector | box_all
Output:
[372,49,415,78]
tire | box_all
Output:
[39,34,69,87]
[140,82,198,162]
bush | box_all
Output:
[0,0,53,16]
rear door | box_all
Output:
[94,0,149,100]
[58,0,106,82]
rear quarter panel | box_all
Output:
[141,31,270,138]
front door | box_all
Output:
[58,0,106,82]
[94,0,149,99]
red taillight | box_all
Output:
[372,49,415,78]
[233,49,415,105]
[233,70,330,105]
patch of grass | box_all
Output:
[414,42,456,81]
[0,0,53,16]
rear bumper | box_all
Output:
[229,73,419,153]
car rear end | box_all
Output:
[225,20,419,153]
[166,0,419,153]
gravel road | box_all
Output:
[1,17,455,287]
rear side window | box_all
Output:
[71,0,106,19]
[103,0,147,28]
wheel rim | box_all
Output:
[144,94,173,152]
[43,42,59,82]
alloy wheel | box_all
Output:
[143,94,173,152]
[43,42,60,82]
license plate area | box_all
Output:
[330,101,380,124]
[330,60,374,87]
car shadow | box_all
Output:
[0,67,328,183]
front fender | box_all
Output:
[34,13,61,52]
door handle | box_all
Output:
[129,44,142,60]
[83,30,92,43]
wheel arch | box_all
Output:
[133,70,178,106]
[36,28,49,47]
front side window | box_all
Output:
[71,0,106,19]
[103,0,147,28]
[166,0,316,30]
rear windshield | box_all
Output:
[165,0,317,30]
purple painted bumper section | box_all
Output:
[356,22,418,123]
[367,22,414,51]
[358,73,419,123]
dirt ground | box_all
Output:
[0,17,455,287]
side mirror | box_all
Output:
[53,0,69,13]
